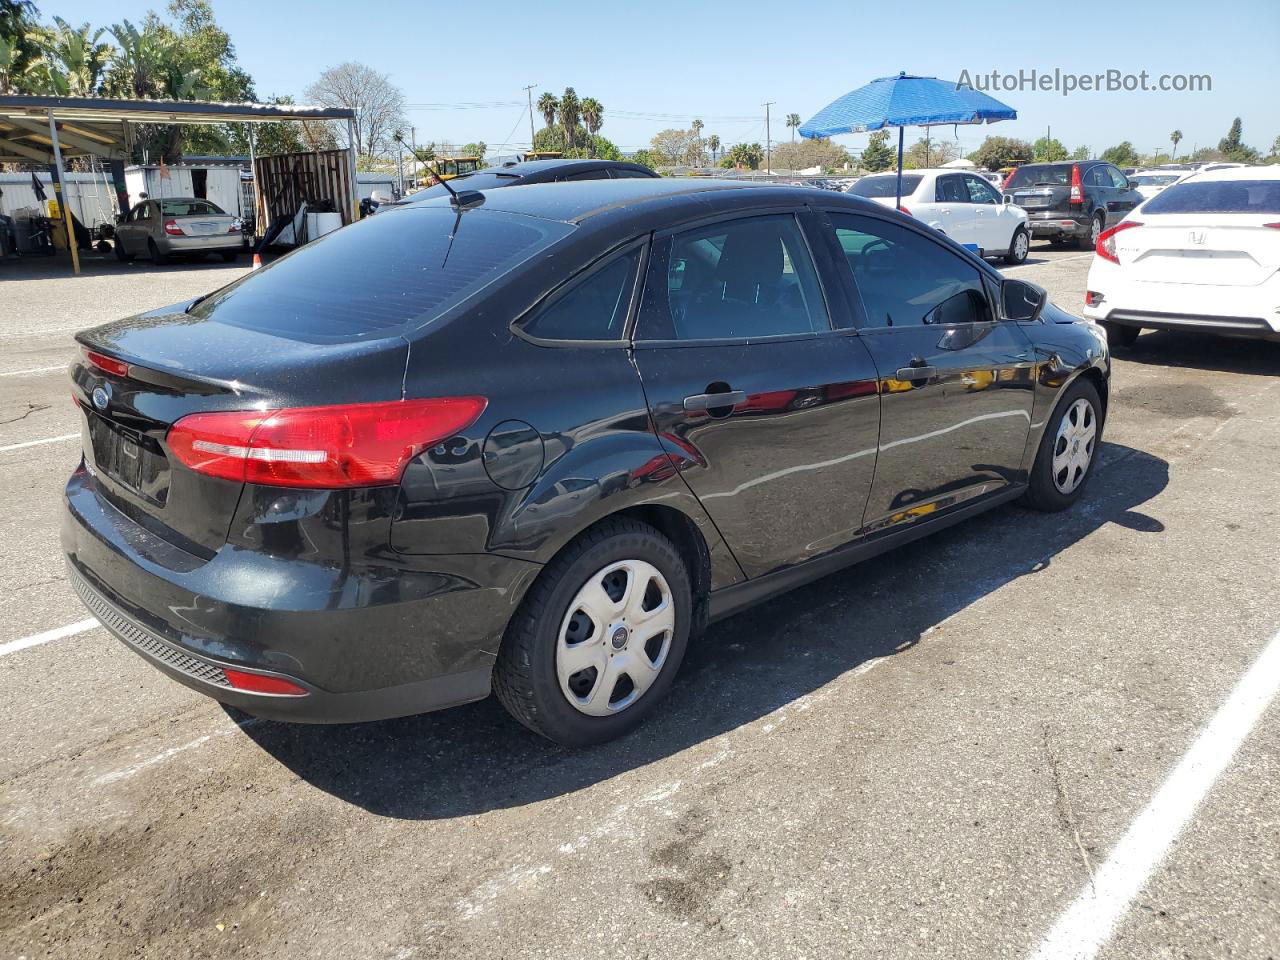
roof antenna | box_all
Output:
[429,167,485,211]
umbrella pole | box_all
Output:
[895,126,904,210]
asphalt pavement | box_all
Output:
[1,243,1277,960]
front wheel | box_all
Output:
[1021,377,1103,512]
[494,519,692,746]
[1004,226,1030,265]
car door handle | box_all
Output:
[896,365,937,380]
[684,390,747,412]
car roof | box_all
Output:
[1190,165,1280,182]
[411,177,768,224]
[489,158,654,176]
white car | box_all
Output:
[846,169,1030,264]
[1083,166,1280,346]
[1127,168,1196,200]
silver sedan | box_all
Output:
[114,197,246,264]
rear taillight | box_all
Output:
[85,349,129,378]
[1095,220,1143,264]
[167,397,487,489]
[1069,164,1084,205]
[1002,169,1016,190]
[897,205,912,217]
[1264,223,1280,229]
[1085,291,1104,307]
[163,219,183,236]
[224,669,308,696]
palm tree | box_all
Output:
[581,96,603,155]
[27,17,111,96]
[707,134,721,166]
[786,112,801,142]
[559,87,580,153]
[537,91,558,132]
[1170,129,1183,160]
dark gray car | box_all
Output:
[1003,161,1143,249]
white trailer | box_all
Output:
[124,164,246,218]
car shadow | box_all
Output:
[0,251,254,280]
[1113,329,1280,376]
[234,442,1169,820]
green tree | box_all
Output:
[0,0,40,93]
[905,136,958,168]
[1217,117,1259,163]
[772,136,850,173]
[461,141,487,160]
[650,127,698,166]
[720,142,764,170]
[859,130,895,172]
[1032,136,1068,162]
[1070,145,1090,161]
[1100,141,1140,166]
[706,133,720,166]
[968,135,1034,171]
[1269,135,1280,163]
[24,17,112,96]
[559,86,580,153]
[536,91,558,130]
[1169,129,1182,160]
[786,112,800,142]
[630,148,660,170]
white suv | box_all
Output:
[847,169,1030,264]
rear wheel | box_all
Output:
[494,518,692,746]
[1101,321,1140,348]
[1004,226,1030,265]
[147,238,168,264]
[1022,377,1103,512]
[1078,213,1103,250]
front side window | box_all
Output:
[637,215,829,341]
[1106,166,1130,189]
[521,249,640,341]
[965,176,1000,204]
[829,213,993,328]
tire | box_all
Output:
[1100,321,1140,348]
[221,250,239,262]
[1078,213,1103,250]
[147,239,168,265]
[113,239,134,262]
[1004,226,1030,265]
[493,518,692,746]
[1021,377,1104,512]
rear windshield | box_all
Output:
[848,175,923,198]
[160,199,225,216]
[1142,179,1280,215]
[1130,174,1180,186]
[399,172,521,202]
[1005,165,1073,188]
[189,207,572,341]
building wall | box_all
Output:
[0,172,119,229]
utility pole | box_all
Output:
[410,126,417,185]
[523,84,537,157]
[763,101,775,176]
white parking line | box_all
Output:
[0,433,78,453]
[0,363,66,377]
[1008,253,1093,270]
[0,618,99,658]
[1029,626,1280,960]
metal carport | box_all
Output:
[0,95,357,275]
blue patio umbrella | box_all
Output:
[799,73,1016,208]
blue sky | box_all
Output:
[48,0,1280,159]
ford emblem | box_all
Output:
[91,383,111,411]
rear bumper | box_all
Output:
[1086,309,1280,341]
[1026,212,1089,238]
[62,465,540,723]
[156,234,244,254]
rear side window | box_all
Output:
[637,215,829,341]
[521,249,640,341]
[160,199,224,216]
[612,168,657,179]
[1142,180,1280,215]
[829,213,992,327]
[849,175,923,198]
[1006,165,1072,188]
[189,208,572,342]
[936,176,968,203]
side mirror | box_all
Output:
[1001,278,1047,322]
[115,213,125,223]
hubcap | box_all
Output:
[1051,398,1096,494]
[1091,218,1102,245]
[1014,231,1028,259]
[556,559,675,717]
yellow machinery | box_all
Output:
[522,151,563,162]
[427,156,482,181]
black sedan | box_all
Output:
[393,157,658,206]
[64,178,1109,746]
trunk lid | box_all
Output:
[73,301,408,554]
[169,213,238,238]
[1117,215,1280,287]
